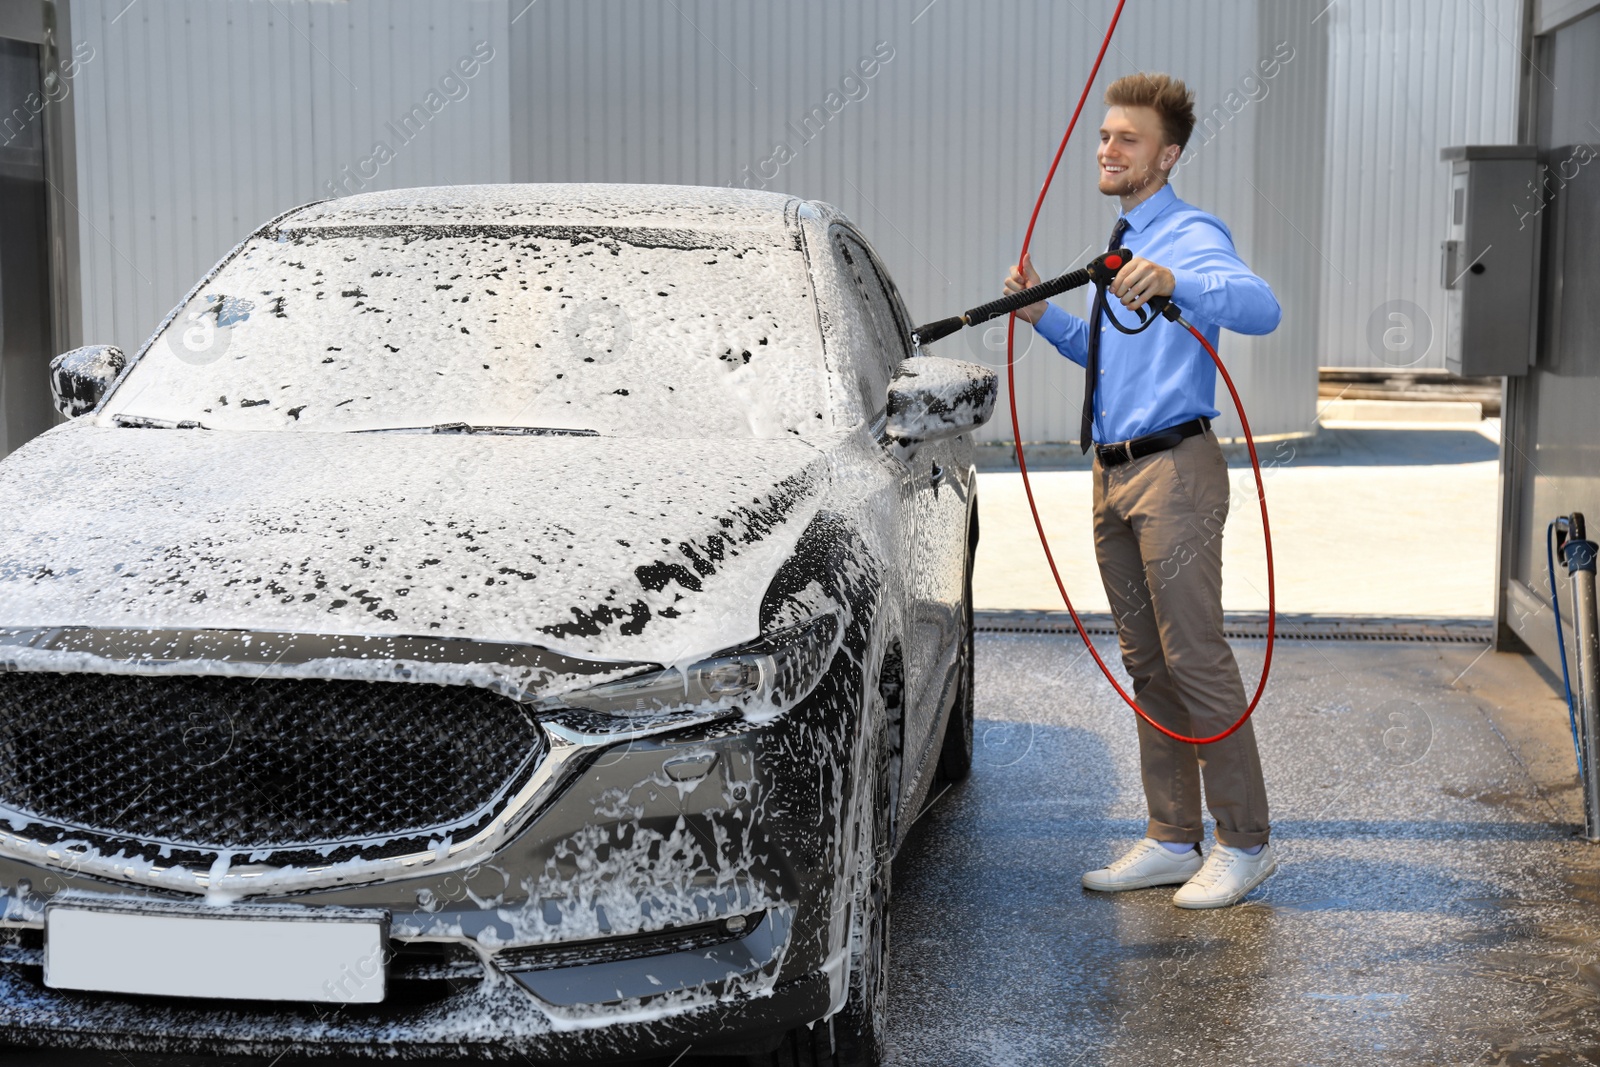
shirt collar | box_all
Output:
[1117,182,1177,234]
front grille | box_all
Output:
[0,671,544,851]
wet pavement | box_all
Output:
[12,631,1599,1067]
[885,631,1600,1066]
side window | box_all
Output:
[834,232,910,417]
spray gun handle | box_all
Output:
[1100,249,1184,324]
[1145,294,1183,321]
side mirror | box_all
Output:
[884,355,998,444]
[50,345,125,418]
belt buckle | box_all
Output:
[1122,440,1135,464]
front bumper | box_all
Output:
[0,668,868,1059]
[0,953,834,1062]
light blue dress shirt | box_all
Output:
[1033,183,1282,445]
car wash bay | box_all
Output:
[10,432,1572,1067]
[0,426,1588,1067]
[0,424,1580,1067]
[869,426,1600,1066]
[17,626,1591,1067]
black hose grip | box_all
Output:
[959,266,1092,328]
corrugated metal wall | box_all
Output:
[1318,0,1523,370]
[508,0,1323,441]
[63,0,1521,442]
[69,0,511,359]
[1244,0,1330,441]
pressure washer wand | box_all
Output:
[912,247,1174,346]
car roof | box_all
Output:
[283,183,804,237]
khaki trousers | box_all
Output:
[1091,427,1270,849]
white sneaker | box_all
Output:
[1082,838,1203,892]
[1172,842,1277,909]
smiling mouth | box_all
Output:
[1101,164,1128,176]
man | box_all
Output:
[1003,72,1281,908]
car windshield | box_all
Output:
[103,224,828,438]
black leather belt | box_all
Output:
[1095,416,1211,467]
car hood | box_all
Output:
[0,422,831,668]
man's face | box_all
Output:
[1097,105,1181,198]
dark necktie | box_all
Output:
[1080,216,1130,452]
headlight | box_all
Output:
[550,611,842,722]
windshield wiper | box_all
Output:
[112,414,207,429]
[355,423,600,437]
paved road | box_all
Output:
[13,631,1599,1067]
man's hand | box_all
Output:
[1109,256,1174,313]
[1002,252,1048,325]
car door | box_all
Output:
[832,230,965,776]
[860,239,971,754]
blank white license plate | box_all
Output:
[44,891,390,1003]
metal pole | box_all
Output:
[1565,523,1600,842]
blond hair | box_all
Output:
[1105,73,1197,151]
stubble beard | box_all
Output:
[1098,161,1166,199]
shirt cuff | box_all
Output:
[1169,268,1207,309]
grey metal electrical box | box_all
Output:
[1440,145,1540,377]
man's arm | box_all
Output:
[1166,217,1282,335]
[1034,302,1090,367]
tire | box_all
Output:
[831,723,891,1067]
[935,558,975,785]
[751,675,893,1067]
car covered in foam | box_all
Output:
[0,183,995,1064]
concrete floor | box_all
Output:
[886,631,1600,1067]
[974,421,1502,617]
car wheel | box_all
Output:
[753,670,893,1067]
[935,556,975,784]
[832,720,892,1067]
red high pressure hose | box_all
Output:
[1006,0,1275,745]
